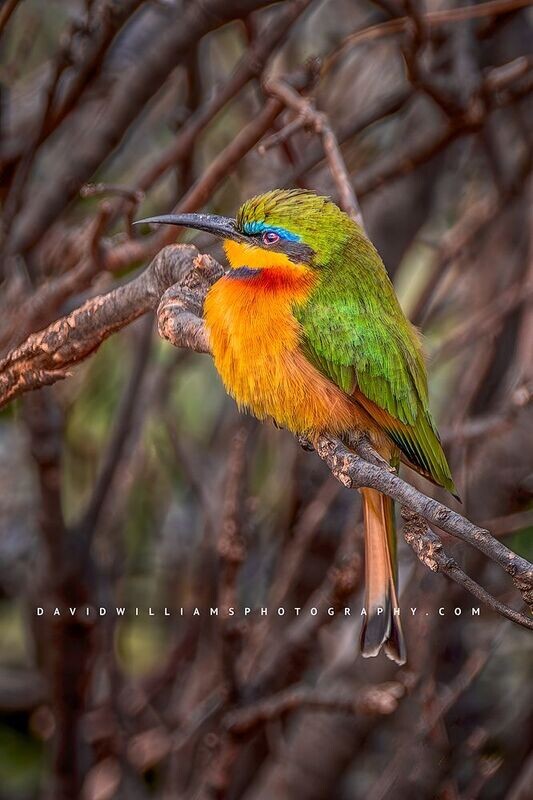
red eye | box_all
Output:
[262,231,280,245]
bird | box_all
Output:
[137,189,457,665]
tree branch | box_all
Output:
[223,680,408,736]
[324,0,532,77]
[401,507,533,630]
[263,77,365,229]
[314,435,533,617]
[0,245,220,409]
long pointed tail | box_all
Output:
[360,488,406,665]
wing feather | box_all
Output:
[295,276,457,496]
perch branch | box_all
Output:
[401,508,533,630]
[313,435,533,619]
[0,246,221,409]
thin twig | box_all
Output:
[324,0,532,76]
[313,435,533,613]
[135,0,312,193]
[264,78,365,229]
[223,680,407,736]
[258,115,309,153]
[0,0,22,34]
[0,65,314,354]
[80,183,145,203]
[401,508,533,631]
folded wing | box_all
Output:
[295,284,457,497]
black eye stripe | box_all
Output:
[238,227,315,265]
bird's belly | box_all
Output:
[204,276,363,435]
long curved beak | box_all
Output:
[134,212,247,243]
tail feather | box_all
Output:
[360,488,406,665]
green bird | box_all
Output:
[140,189,457,664]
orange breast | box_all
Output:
[204,266,373,436]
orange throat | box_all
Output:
[204,260,372,436]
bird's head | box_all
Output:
[136,189,356,273]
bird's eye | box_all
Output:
[262,231,280,245]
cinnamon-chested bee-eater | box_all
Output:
[138,189,457,665]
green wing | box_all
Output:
[295,267,457,497]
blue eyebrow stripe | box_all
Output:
[243,221,300,241]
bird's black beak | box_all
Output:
[134,213,248,243]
